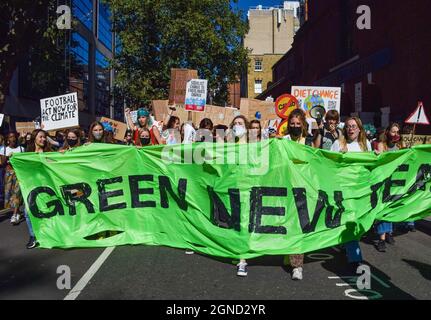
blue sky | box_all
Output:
[235,0,284,12]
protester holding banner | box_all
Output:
[136,128,152,147]
[331,117,372,153]
[123,130,135,146]
[196,118,214,143]
[374,122,407,250]
[24,129,52,248]
[213,124,228,143]
[87,122,111,144]
[228,115,249,144]
[282,109,314,147]
[125,108,161,145]
[1,132,25,225]
[60,128,82,152]
[161,116,181,145]
[331,117,371,269]
[314,110,342,150]
[248,120,262,143]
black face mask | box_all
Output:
[290,127,302,137]
[67,139,78,147]
[140,137,150,146]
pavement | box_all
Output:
[0,211,430,300]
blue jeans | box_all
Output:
[24,209,34,238]
[345,241,363,263]
[376,222,393,235]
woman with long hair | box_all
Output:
[248,120,262,142]
[125,107,162,145]
[60,128,82,152]
[87,121,110,144]
[374,123,406,252]
[24,129,52,248]
[161,116,181,145]
[228,115,249,144]
[1,132,25,225]
[331,117,371,271]
[282,109,315,147]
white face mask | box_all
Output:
[93,132,103,140]
[233,125,246,138]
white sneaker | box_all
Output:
[185,250,194,255]
[292,267,303,280]
[10,214,17,224]
[236,262,248,277]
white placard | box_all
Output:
[40,92,79,131]
[0,114,4,127]
[185,79,208,112]
[291,86,342,115]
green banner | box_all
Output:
[11,140,431,259]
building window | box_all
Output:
[98,2,113,50]
[255,59,262,72]
[95,50,111,116]
[254,80,262,94]
[70,32,90,111]
[73,0,93,31]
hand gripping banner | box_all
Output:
[11,141,431,259]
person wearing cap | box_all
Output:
[125,107,161,145]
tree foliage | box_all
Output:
[108,0,249,106]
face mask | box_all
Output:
[233,125,246,138]
[140,137,150,145]
[93,132,103,141]
[290,127,302,137]
[67,139,78,147]
[391,134,400,142]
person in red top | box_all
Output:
[125,107,162,145]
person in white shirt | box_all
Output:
[331,117,372,152]
[0,132,25,225]
[330,117,369,272]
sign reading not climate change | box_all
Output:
[40,92,79,131]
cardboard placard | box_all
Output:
[15,122,35,135]
[40,92,79,131]
[168,69,198,105]
[401,134,431,146]
[100,117,128,141]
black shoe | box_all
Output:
[376,240,386,252]
[385,234,395,245]
[407,225,416,232]
[26,237,38,249]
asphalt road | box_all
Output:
[1,212,430,300]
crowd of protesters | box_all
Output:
[0,105,418,280]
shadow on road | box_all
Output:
[402,259,431,281]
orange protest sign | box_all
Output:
[275,94,299,119]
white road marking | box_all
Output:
[64,246,115,300]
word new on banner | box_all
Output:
[40,92,79,131]
[11,141,431,258]
[185,79,208,112]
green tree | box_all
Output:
[108,0,249,106]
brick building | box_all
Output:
[258,0,431,133]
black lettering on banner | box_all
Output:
[207,187,240,231]
[158,176,188,210]
[370,181,385,209]
[293,188,344,233]
[60,183,95,215]
[129,175,156,208]
[407,164,431,194]
[249,187,287,234]
[383,164,408,203]
[97,177,127,212]
[27,187,64,218]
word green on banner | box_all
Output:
[11,141,431,259]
